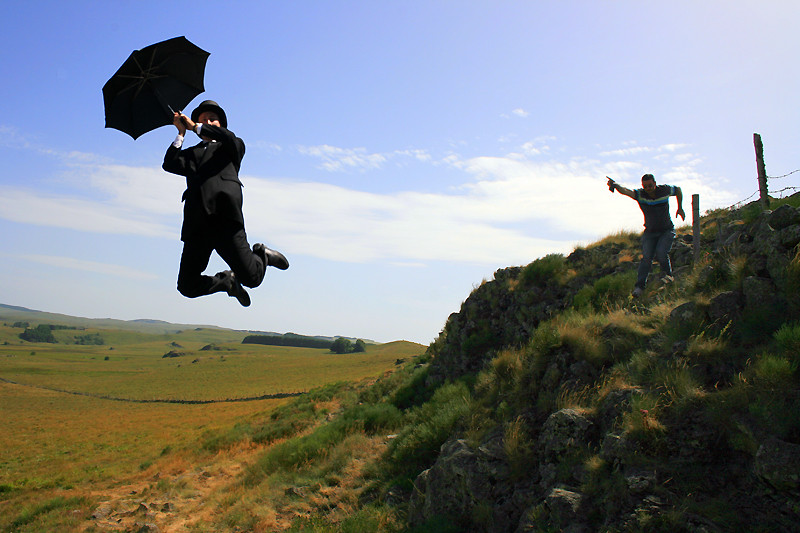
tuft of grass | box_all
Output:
[656,360,705,408]
[573,271,637,311]
[521,253,567,286]
[588,229,639,249]
[556,313,608,365]
[391,364,435,410]
[774,321,800,371]
[9,496,88,531]
[622,392,666,439]
[245,402,402,485]
[503,416,536,478]
[752,353,794,387]
[385,381,471,479]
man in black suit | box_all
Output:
[163,100,288,307]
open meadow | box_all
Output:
[0,318,424,532]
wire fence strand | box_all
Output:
[769,169,800,180]
[722,167,799,211]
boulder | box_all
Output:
[668,301,705,334]
[409,438,515,531]
[767,204,800,230]
[752,218,781,257]
[539,409,594,460]
[600,432,635,467]
[779,224,800,249]
[754,437,800,490]
[708,291,743,334]
[597,388,643,432]
[742,276,777,310]
[670,239,693,267]
[516,488,589,533]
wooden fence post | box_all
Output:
[692,194,700,263]
[754,133,769,209]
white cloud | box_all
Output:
[600,146,653,157]
[13,254,158,280]
[0,139,736,268]
[297,144,388,172]
[0,187,174,238]
[297,144,433,172]
[512,108,529,118]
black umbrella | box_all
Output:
[103,36,210,139]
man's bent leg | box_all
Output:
[177,238,228,297]
[636,233,659,289]
[215,223,266,289]
[655,230,676,277]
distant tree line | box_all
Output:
[242,334,368,353]
[75,333,104,345]
[242,334,332,349]
[19,324,57,343]
[330,338,367,354]
[17,324,100,344]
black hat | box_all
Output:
[191,100,227,128]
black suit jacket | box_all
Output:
[163,125,246,241]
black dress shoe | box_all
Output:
[225,271,251,307]
[253,243,289,270]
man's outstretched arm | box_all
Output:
[607,177,636,200]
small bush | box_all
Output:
[752,354,794,387]
[521,253,566,286]
[573,271,636,311]
[386,381,471,477]
[391,365,435,410]
[774,321,800,370]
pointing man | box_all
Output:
[608,173,685,297]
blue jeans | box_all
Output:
[636,230,675,289]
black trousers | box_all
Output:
[177,217,265,298]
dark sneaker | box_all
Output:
[226,271,251,307]
[253,243,289,270]
[632,287,643,298]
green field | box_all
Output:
[0,317,424,532]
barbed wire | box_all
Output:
[721,169,798,210]
[727,190,759,211]
[769,169,800,179]
[770,185,800,198]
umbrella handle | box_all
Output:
[166,104,193,129]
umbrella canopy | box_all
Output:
[103,36,210,140]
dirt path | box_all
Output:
[82,446,257,533]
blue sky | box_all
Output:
[1,1,798,344]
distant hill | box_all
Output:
[0,303,372,343]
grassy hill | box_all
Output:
[3,196,800,532]
[0,315,423,532]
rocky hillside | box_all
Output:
[75,197,799,532]
[406,198,800,531]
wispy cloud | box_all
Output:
[0,187,175,238]
[296,144,432,172]
[13,254,159,280]
[501,108,530,119]
[0,139,735,266]
[297,144,388,172]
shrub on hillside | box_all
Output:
[385,380,471,478]
[572,271,636,310]
[521,253,566,286]
[19,324,56,343]
[774,321,800,370]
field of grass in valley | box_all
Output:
[0,317,424,532]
